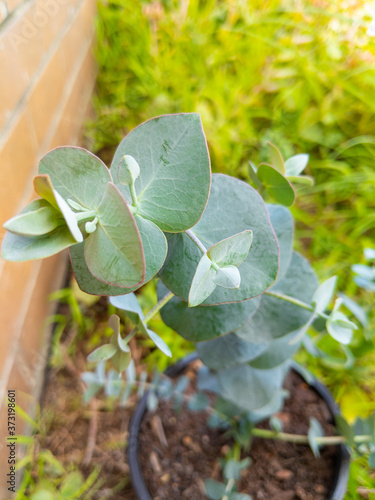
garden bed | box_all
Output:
[37,297,137,500]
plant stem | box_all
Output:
[124,291,174,343]
[222,478,235,500]
[264,290,329,320]
[144,291,174,323]
[75,210,98,223]
[185,229,207,253]
[251,427,370,445]
[130,181,139,207]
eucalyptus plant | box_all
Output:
[1,113,361,446]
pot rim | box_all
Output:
[127,353,350,500]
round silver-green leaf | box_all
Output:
[257,164,295,207]
[158,282,260,342]
[70,214,167,296]
[266,204,294,280]
[218,363,287,411]
[159,174,279,305]
[197,333,268,370]
[3,199,61,237]
[39,146,111,209]
[236,252,318,343]
[2,226,77,262]
[111,113,211,232]
[84,183,145,288]
[88,344,117,362]
[248,331,301,370]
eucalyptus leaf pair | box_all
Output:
[188,230,253,307]
[249,141,313,207]
[87,314,131,373]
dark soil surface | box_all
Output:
[139,362,340,500]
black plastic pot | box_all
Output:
[127,353,350,500]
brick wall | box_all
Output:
[0,1,97,494]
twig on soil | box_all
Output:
[151,415,168,448]
[150,451,162,474]
[83,398,99,467]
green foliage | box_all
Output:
[236,252,318,342]
[346,451,375,499]
[218,363,288,412]
[207,231,253,268]
[87,343,118,362]
[251,146,313,206]
[39,147,111,209]
[2,226,77,262]
[15,455,102,500]
[205,479,227,500]
[312,276,338,314]
[87,313,133,372]
[4,0,375,489]
[137,281,193,371]
[117,154,140,186]
[3,114,211,293]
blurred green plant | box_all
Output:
[9,405,103,500]
[47,285,97,368]
[346,451,375,499]
[296,248,375,422]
